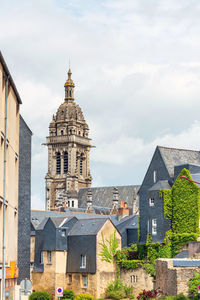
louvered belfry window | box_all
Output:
[56,152,61,174]
[64,152,68,174]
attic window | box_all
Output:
[80,255,86,268]
[47,251,52,264]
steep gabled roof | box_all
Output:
[158,146,200,178]
[116,215,138,234]
[69,218,108,236]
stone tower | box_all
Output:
[45,69,92,210]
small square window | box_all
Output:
[82,275,88,288]
[149,198,155,207]
[68,274,72,284]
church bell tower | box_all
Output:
[45,69,92,210]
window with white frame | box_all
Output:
[149,198,155,207]
[80,255,86,268]
[152,219,157,235]
[40,251,44,264]
[130,275,138,283]
[82,275,88,288]
[153,170,157,183]
[47,251,52,264]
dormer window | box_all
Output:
[80,255,86,268]
[153,170,157,183]
[40,251,44,264]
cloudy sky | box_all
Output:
[1,0,200,209]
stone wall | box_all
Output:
[120,268,154,297]
[96,219,121,298]
[156,258,200,296]
[65,273,97,298]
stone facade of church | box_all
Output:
[45,69,92,210]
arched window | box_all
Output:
[56,152,61,174]
[64,152,68,174]
[61,130,63,135]
[69,90,72,97]
[80,155,83,175]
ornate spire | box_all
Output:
[64,68,75,101]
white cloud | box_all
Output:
[1,0,200,207]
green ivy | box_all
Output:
[116,168,200,279]
[159,189,172,220]
[161,168,200,234]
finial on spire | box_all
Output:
[68,68,72,79]
[64,65,75,101]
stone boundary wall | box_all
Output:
[120,267,154,297]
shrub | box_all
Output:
[124,285,133,298]
[137,289,162,299]
[105,279,126,299]
[106,290,125,300]
[62,290,75,300]
[188,272,200,298]
[74,294,93,300]
[106,280,124,293]
[174,294,189,300]
[29,291,51,300]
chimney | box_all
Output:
[86,188,92,213]
[111,187,119,215]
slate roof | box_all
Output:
[69,218,108,236]
[31,210,118,229]
[116,215,138,235]
[78,185,140,209]
[158,146,200,178]
[190,173,200,188]
[148,180,171,191]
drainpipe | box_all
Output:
[2,76,9,300]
